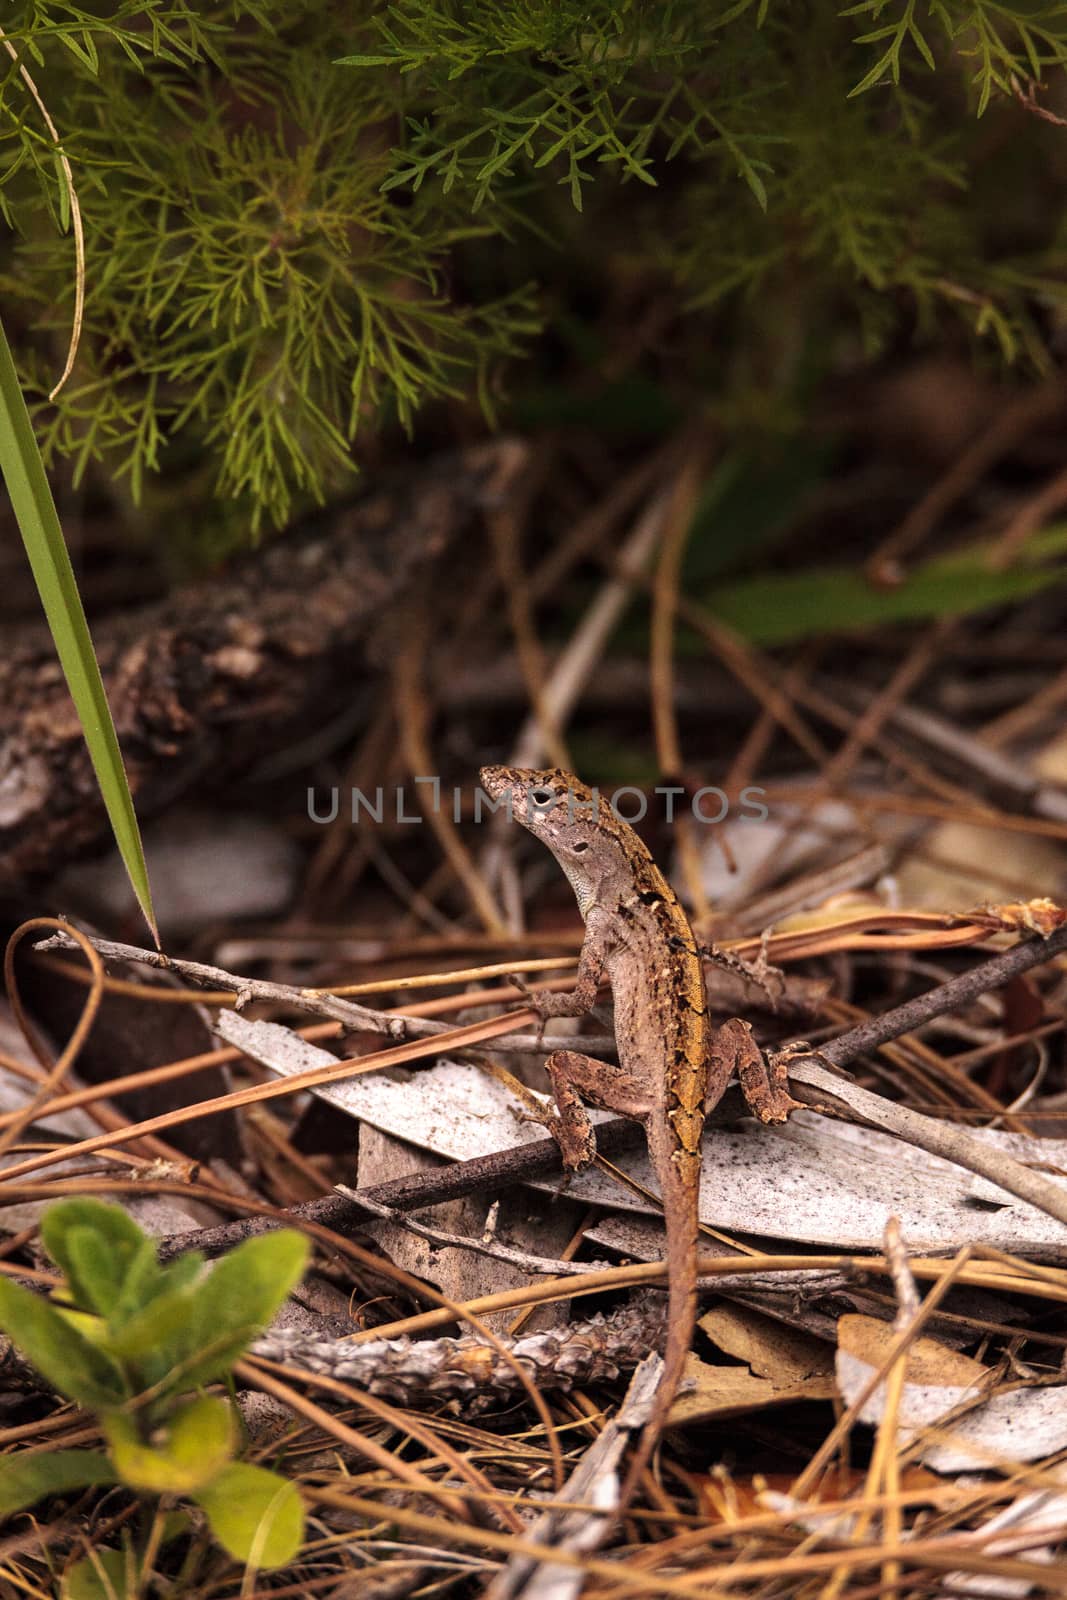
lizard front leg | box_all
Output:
[510,907,621,1149]
[509,905,615,1034]
[708,1016,801,1124]
[698,937,785,1009]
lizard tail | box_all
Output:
[616,1131,699,1516]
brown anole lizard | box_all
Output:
[480,764,800,1515]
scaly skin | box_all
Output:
[480,764,797,1521]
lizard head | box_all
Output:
[479,765,639,914]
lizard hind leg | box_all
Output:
[541,1049,656,1174]
[713,1016,801,1125]
[541,1050,600,1173]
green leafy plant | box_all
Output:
[5,2,1067,538]
[0,1200,308,1576]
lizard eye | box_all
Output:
[571,840,590,853]
[530,787,554,805]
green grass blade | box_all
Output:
[0,316,157,943]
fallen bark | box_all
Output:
[0,442,526,887]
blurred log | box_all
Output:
[0,442,526,888]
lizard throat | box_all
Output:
[558,856,595,917]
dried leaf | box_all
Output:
[972,898,1067,937]
[701,1303,834,1384]
[217,1016,1067,1260]
[836,1314,1067,1471]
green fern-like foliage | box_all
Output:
[3,1,1067,536]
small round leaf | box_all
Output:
[104,1397,235,1493]
[195,1463,304,1569]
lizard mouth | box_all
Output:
[479,765,540,823]
[479,765,512,800]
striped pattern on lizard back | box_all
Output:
[604,848,711,1181]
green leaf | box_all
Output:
[154,1250,208,1297]
[703,556,1067,645]
[333,52,399,66]
[848,44,899,97]
[0,315,157,944]
[62,1547,131,1600]
[707,113,769,211]
[909,19,936,71]
[195,1464,304,1568]
[53,153,72,233]
[100,1283,204,1398]
[108,1231,308,1397]
[0,1449,115,1516]
[107,1243,205,1333]
[105,1238,171,1328]
[106,1241,207,1344]
[42,1201,150,1317]
[104,1396,235,1493]
[0,1278,127,1408]
[185,1230,309,1364]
